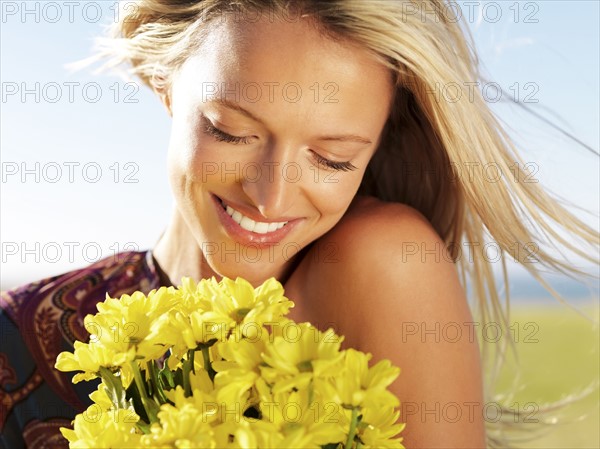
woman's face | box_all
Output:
[165,13,394,284]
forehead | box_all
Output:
[173,13,394,133]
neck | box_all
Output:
[152,209,218,286]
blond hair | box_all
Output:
[92,1,599,446]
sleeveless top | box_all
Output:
[0,250,165,449]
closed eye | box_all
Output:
[203,120,253,145]
[203,116,356,172]
[311,151,357,172]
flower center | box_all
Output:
[296,360,313,372]
[233,308,251,322]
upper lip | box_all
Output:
[213,194,300,223]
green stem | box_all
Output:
[147,360,168,404]
[344,408,359,449]
[130,361,158,422]
[182,351,192,396]
[202,346,216,381]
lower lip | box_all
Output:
[211,194,300,248]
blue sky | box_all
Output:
[1,1,598,291]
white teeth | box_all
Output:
[254,222,269,234]
[231,210,243,223]
[222,201,288,233]
[239,216,256,232]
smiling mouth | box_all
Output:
[217,198,289,234]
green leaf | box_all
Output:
[172,367,184,387]
[125,377,148,423]
[98,367,127,409]
[144,396,161,423]
[147,361,169,404]
[135,418,152,435]
[158,365,176,389]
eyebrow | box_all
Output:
[208,98,373,146]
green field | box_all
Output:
[492,301,599,448]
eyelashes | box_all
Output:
[202,119,357,172]
[310,152,357,172]
[203,121,253,145]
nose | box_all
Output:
[241,144,300,220]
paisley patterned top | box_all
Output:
[0,251,164,449]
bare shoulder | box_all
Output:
[290,195,465,332]
[286,196,487,447]
[327,194,441,252]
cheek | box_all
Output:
[166,120,224,191]
[306,169,367,219]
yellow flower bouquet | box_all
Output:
[55,277,405,448]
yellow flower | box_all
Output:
[252,378,346,448]
[330,349,400,409]
[174,277,214,316]
[59,404,141,448]
[57,275,406,448]
[217,333,266,372]
[140,403,216,448]
[89,381,113,410]
[358,406,406,448]
[167,309,230,360]
[95,286,178,317]
[165,374,214,403]
[55,341,133,383]
[163,383,221,427]
[213,334,267,405]
[189,367,215,395]
[85,287,178,363]
[260,324,344,393]
[165,277,291,359]
[213,419,258,449]
[201,277,294,340]
[58,290,159,384]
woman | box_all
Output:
[1,1,597,448]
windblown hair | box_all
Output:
[92,0,599,446]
